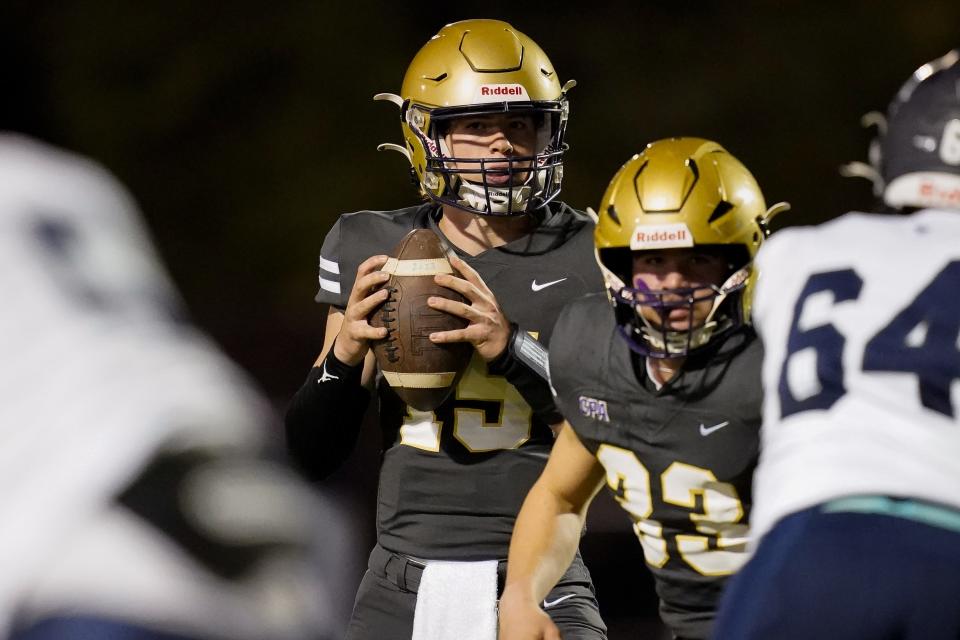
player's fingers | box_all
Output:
[428,327,473,344]
[357,254,390,277]
[351,286,391,318]
[348,270,390,307]
[426,296,482,322]
[448,255,494,295]
[448,254,477,281]
[346,322,388,341]
[356,268,391,292]
[348,255,389,297]
[355,270,391,296]
[435,272,492,307]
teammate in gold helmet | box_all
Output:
[501,138,787,640]
[594,137,788,359]
[375,19,574,216]
[286,19,606,640]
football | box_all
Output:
[369,229,473,411]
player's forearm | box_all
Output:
[283,351,370,480]
[504,481,587,604]
[487,324,562,424]
[505,422,606,602]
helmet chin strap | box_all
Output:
[638,315,722,356]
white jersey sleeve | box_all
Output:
[0,134,336,639]
[749,209,960,542]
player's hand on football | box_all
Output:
[497,590,561,640]
[428,254,511,361]
[333,255,391,366]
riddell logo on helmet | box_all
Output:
[474,84,530,103]
[630,223,695,250]
[481,86,522,96]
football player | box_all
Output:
[499,138,788,640]
[0,133,335,639]
[284,19,606,640]
[712,49,960,639]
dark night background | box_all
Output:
[5,2,957,637]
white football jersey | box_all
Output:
[0,134,333,638]
[750,209,960,542]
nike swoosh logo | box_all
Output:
[531,278,567,292]
[699,421,730,436]
[543,593,577,608]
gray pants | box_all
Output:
[345,544,607,640]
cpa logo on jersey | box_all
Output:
[579,395,610,422]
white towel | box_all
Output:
[411,560,498,640]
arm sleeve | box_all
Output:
[284,351,370,481]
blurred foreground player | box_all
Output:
[500,138,787,640]
[713,49,960,639]
[284,19,605,640]
[0,133,334,640]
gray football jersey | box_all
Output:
[315,202,603,559]
[549,293,762,639]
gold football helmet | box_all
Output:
[593,137,789,357]
[375,19,575,216]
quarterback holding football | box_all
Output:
[284,19,606,640]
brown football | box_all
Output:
[369,229,472,411]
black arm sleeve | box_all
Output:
[284,351,370,481]
[487,324,563,426]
